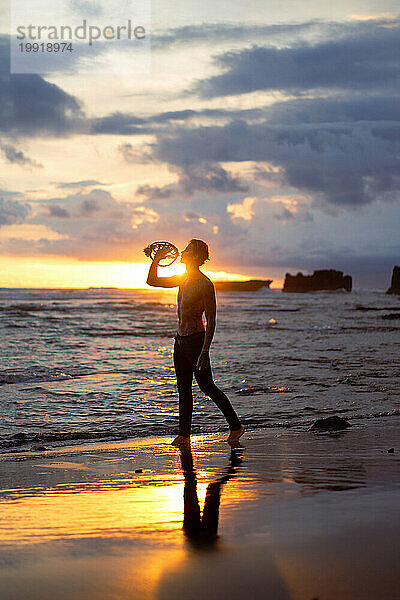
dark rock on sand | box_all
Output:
[310,416,351,431]
[382,313,400,320]
[387,448,395,453]
[135,468,143,473]
[283,269,352,293]
[386,266,400,294]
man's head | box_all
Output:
[181,239,209,267]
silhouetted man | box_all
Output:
[147,238,244,446]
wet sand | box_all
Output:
[0,422,399,600]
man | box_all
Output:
[147,238,245,446]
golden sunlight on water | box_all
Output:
[0,469,239,546]
[0,444,260,600]
[0,479,183,545]
[1,431,399,600]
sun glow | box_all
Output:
[0,256,262,288]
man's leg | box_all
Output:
[173,338,194,439]
[194,366,242,432]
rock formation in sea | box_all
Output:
[283,269,352,293]
[386,266,400,295]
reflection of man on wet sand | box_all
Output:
[179,446,242,548]
[147,238,244,446]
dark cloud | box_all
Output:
[152,113,400,206]
[149,107,266,124]
[81,198,100,214]
[152,18,398,50]
[118,143,153,163]
[372,125,400,142]
[135,164,247,201]
[0,143,43,168]
[0,36,85,138]
[55,180,108,189]
[0,197,31,226]
[136,184,174,201]
[90,112,148,135]
[7,188,223,262]
[196,25,400,97]
[39,190,128,222]
[90,107,266,136]
[183,210,206,222]
[265,96,400,124]
[178,164,248,195]
[152,21,319,48]
[274,207,295,221]
[48,205,71,218]
[21,190,161,260]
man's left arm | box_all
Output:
[196,281,216,371]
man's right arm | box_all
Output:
[146,255,182,288]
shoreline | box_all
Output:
[1,411,399,457]
[1,421,399,599]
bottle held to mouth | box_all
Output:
[143,241,179,267]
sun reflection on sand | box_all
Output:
[0,441,252,599]
[1,429,399,600]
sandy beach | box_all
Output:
[0,420,399,600]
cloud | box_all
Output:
[178,164,248,195]
[55,180,108,189]
[152,18,398,50]
[48,205,71,218]
[152,21,320,49]
[265,95,400,124]
[134,164,248,202]
[0,197,31,226]
[227,197,256,221]
[0,36,85,138]
[135,184,174,201]
[196,24,400,97]
[183,210,207,224]
[15,189,155,260]
[90,107,266,137]
[130,206,159,229]
[0,143,43,168]
[149,107,266,124]
[152,113,400,206]
[0,224,68,241]
[70,0,103,17]
[90,112,148,135]
[274,207,295,221]
[118,143,153,163]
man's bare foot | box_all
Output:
[227,426,245,444]
[171,435,190,446]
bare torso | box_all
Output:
[177,273,210,335]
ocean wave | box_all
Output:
[0,300,176,316]
[231,384,294,396]
[353,305,400,311]
[0,368,75,385]
[0,423,171,451]
[1,409,400,452]
[77,327,174,338]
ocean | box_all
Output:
[0,287,399,452]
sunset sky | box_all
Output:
[0,0,399,288]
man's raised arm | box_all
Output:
[146,249,182,288]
